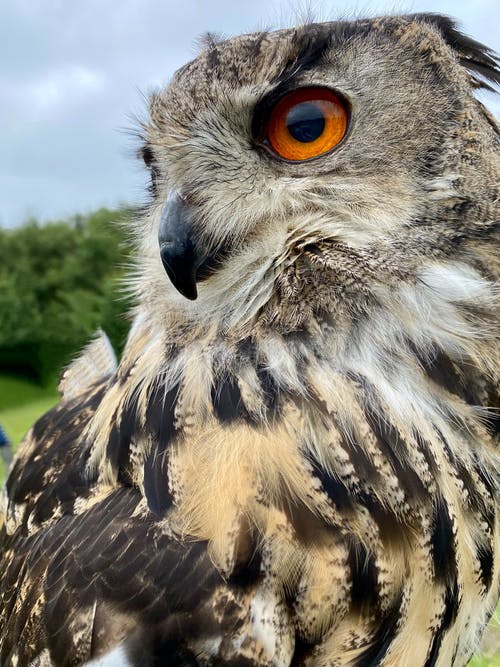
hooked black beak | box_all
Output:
[158,193,204,301]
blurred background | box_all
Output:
[0,2,498,662]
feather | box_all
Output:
[58,329,118,400]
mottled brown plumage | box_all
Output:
[1,13,499,666]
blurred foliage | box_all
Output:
[0,208,134,384]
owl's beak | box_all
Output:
[158,193,204,301]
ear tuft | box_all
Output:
[413,13,500,92]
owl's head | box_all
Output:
[133,14,499,340]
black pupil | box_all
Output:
[286,102,325,143]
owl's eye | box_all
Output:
[266,88,348,161]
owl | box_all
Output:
[0,12,499,667]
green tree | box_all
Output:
[0,208,134,384]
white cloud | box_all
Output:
[27,65,106,117]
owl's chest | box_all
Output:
[160,393,497,666]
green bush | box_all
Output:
[0,208,134,384]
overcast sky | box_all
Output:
[1,0,498,227]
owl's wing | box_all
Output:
[0,486,238,665]
[0,391,259,665]
[0,378,270,666]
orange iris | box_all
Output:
[267,87,348,161]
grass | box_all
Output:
[0,374,59,412]
[0,373,498,664]
[0,374,59,481]
[469,608,500,667]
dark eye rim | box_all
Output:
[139,142,161,195]
[252,85,352,163]
[141,143,155,168]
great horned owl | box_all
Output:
[0,13,499,667]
